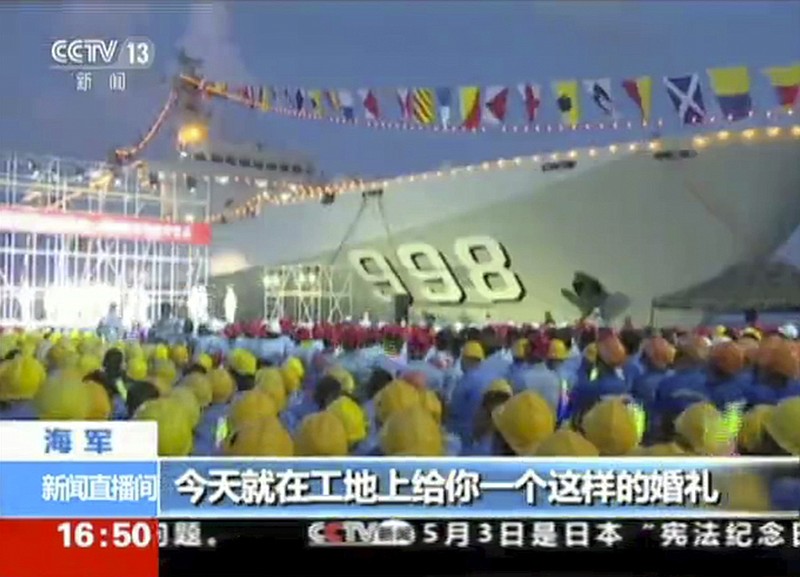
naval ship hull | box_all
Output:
[208,135,800,324]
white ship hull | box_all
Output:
[207,134,800,324]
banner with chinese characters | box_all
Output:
[0,206,212,246]
[159,457,798,518]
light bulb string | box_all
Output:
[210,125,800,225]
[114,90,178,163]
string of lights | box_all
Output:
[179,74,793,138]
[209,124,800,224]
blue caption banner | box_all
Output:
[158,457,798,519]
[0,462,159,518]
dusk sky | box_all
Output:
[1,1,799,253]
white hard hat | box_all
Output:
[779,323,798,340]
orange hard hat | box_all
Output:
[710,341,745,376]
[764,342,800,380]
[643,337,675,370]
[676,336,710,363]
[597,336,626,368]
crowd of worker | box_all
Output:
[0,318,798,508]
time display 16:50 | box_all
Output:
[57,521,153,549]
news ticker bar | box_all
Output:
[158,518,800,550]
[2,456,798,519]
[2,518,793,577]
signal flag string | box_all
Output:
[179,74,793,138]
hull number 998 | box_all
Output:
[347,235,526,304]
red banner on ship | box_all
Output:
[0,206,212,246]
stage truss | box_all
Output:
[262,264,352,325]
[0,152,212,328]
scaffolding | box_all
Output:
[262,264,352,325]
[0,151,212,328]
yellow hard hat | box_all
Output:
[511,339,529,360]
[171,345,190,367]
[76,339,98,356]
[283,357,305,382]
[227,390,278,432]
[255,367,287,410]
[0,336,17,359]
[169,387,202,430]
[281,365,302,394]
[19,342,36,358]
[674,402,728,456]
[195,353,214,371]
[0,355,46,401]
[149,375,172,396]
[48,345,78,370]
[547,339,570,361]
[150,359,177,387]
[295,411,349,456]
[125,342,144,360]
[375,380,420,424]
[737,405,773,453]
[581,397,640,456]
[208,367,235,404]
[486,378,513,397]
[126,358,148,382]
[380,406,444,456]
[462,340,485,361]
[740,327,762,342]
[34,376,91,420]
[763,397,800,455]
[419,389,442,423]
[228,349,256,377]
[491,390,555,456]
[223,417,293,457]
[326,367,355,394]
[327,396,368,445]
[84,380,112,420]
[134,398,193,456]
[153,344,169,361]
[181,373,213,408]
[584,343,598,364]
[535,429,599,457]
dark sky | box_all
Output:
[1,1,799,253]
